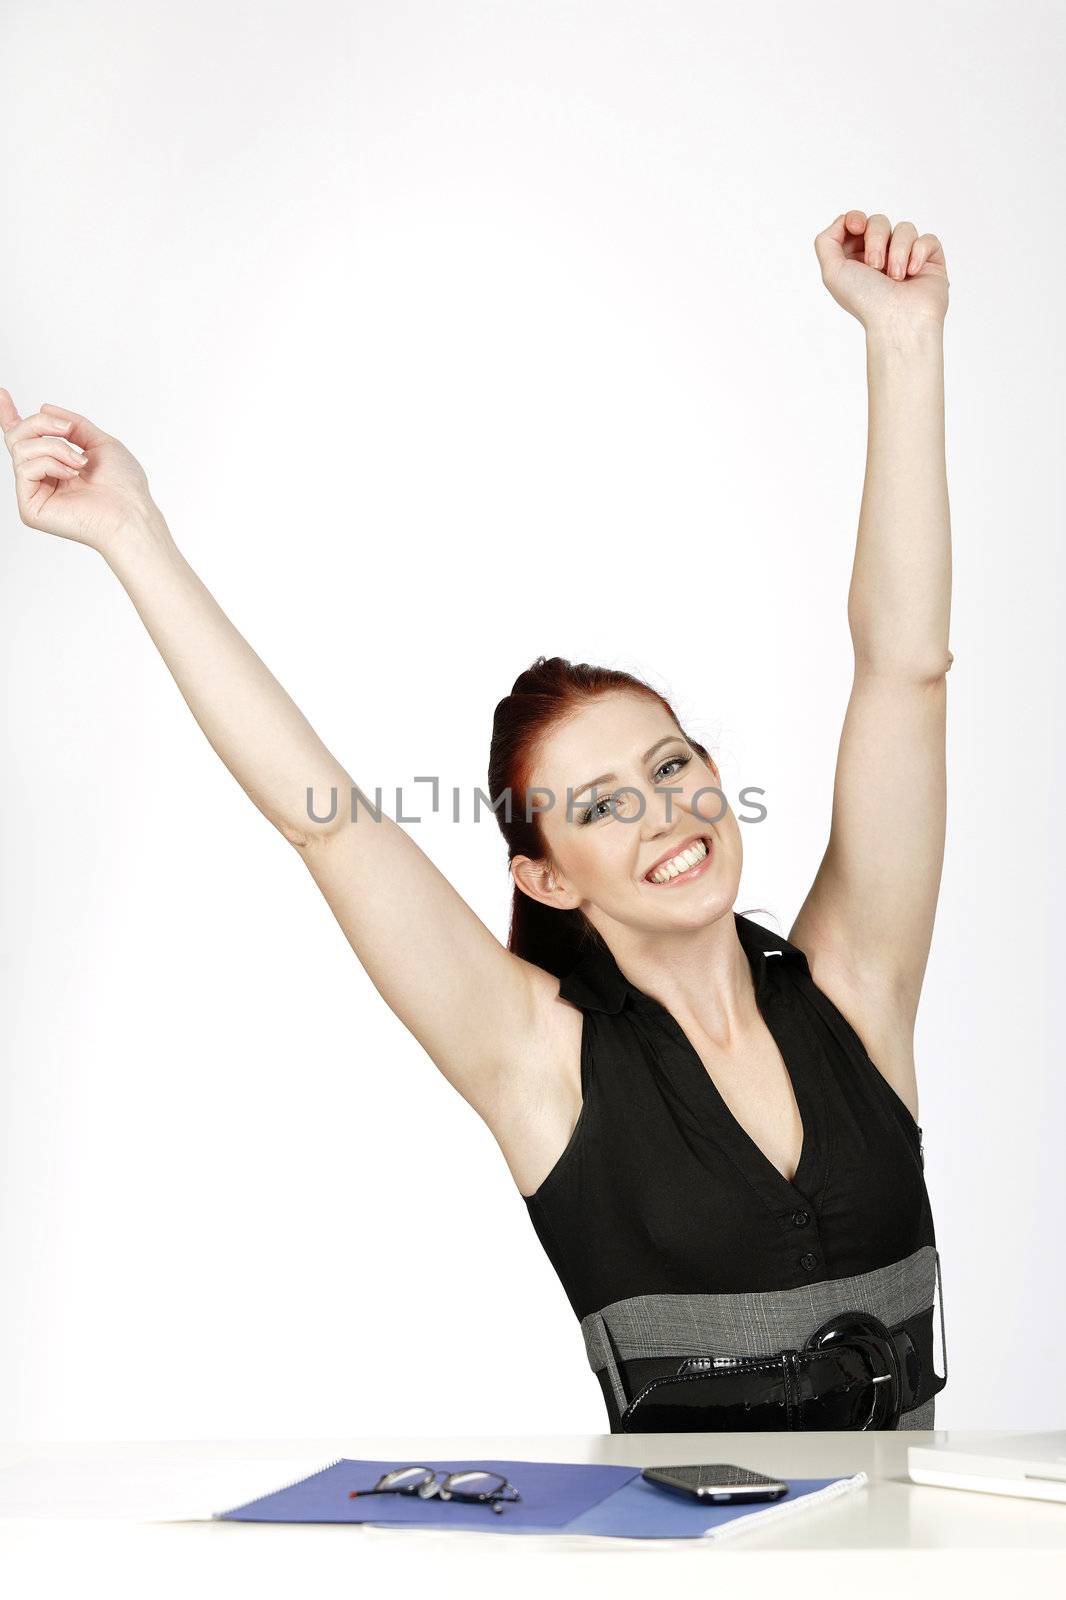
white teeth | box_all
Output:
[647,838,708,884]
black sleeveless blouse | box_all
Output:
[521,911,947,1429]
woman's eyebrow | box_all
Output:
[572,736,684,801]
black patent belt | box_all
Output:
[616,1305,942,1432]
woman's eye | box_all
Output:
[581,797,613,825]
[579,754,692,824]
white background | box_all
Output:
[1,0,1062,1440]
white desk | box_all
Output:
[1,1433,1064,1597]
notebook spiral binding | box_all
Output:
[211,1457,346,1519]
[706,1470,869,1542]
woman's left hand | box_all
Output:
[814,210,949,336]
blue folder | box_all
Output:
[563,1470,865,1538]
[214,1457,866,1539]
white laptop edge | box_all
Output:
[908,1435,1066,1505]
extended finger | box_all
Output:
[5,408,75,452]
[0,387,24,433]
[908,232,945,274]
[863,213,893,269]
[887,220,919,280]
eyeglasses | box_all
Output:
[349,1465,522,1515]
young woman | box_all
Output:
[3,208,952,1431]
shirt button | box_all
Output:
[792,1210,810,1228]
[800,1252,818,1272]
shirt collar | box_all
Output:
[557,911,810,1015]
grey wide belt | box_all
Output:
[581,1246,947,1431]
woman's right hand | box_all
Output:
[1,388,159,552]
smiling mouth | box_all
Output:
[643,834,713,885]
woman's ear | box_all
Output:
[511,854,580,911]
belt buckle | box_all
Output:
[804,1311,903,1429]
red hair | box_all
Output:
[487,656,716,977]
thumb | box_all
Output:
[813,213,849,275]
[0,387,23,433]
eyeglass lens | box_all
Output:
[376,1467,509,1499]
[440,1471,508,1498]
[378,1467,435,1491]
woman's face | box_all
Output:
[515,690,744,942]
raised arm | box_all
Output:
[1,390,544,1123]
[791,213,953,1101]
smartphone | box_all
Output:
[641,1464,789,1504]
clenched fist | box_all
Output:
[814,210,949,335]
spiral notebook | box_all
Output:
[213,1458,869,1540]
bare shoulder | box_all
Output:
[484,960,587,1199]
[788,922,922,1126]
